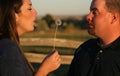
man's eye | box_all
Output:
[93,11,97,15]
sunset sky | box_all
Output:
[31,0,92,16]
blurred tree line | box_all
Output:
[35,14,88,32]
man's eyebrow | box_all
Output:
[90,7,98,11]
[89,5,98,11]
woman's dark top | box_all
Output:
[0,39,33,76]
[68,37,120,76]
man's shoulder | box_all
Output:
[80,38,98,48]
[75,38,99,55]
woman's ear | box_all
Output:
[15,13,19,22]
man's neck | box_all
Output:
[100,35,120,46]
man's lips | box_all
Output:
[88,23,94,29]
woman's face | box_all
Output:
[16,0,37,35]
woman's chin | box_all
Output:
[26,28,34,32]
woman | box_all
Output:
[0,0,61,76]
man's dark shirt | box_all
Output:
[68,37,120,76]
[0,39,33,76]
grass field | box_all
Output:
[21,30,93,41]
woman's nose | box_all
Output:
[33,8,38,16]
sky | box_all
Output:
[31,0,92,16]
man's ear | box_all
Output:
[111,13,119,24]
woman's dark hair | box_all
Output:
[0,0,35,72]
[0,0,23,44]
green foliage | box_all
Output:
[64,23,76,32]
[61,16,88,30]
[42,14,55,28]
[79,15,89,29]
[35,14,89,32]
[35,20,49,31]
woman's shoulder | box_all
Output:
[0,39,20,55]
[0,38,18,47]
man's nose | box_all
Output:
[86,12,93,22]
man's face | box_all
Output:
[86,0,112,38]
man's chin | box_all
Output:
[88,30,95,36]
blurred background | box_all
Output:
[20,0,93,76]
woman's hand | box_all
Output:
[35,50,61,76]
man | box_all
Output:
[68,0,120,76]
